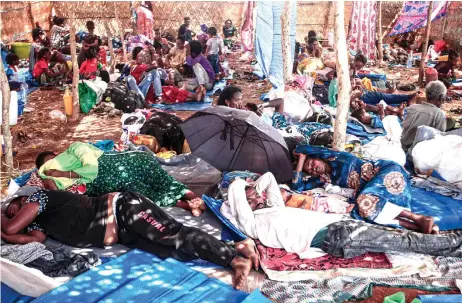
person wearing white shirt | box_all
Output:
[205,27,224,75]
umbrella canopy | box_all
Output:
[180,106,293,182]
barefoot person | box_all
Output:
[35,142,206,216]
[1,188,254,290]
[293,145,439,234]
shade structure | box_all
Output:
[180,106,293,182]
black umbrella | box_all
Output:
[180,106,293,182]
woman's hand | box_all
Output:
[44,169,62,177]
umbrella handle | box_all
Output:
[220,121,235,150]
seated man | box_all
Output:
[222,173,462,259]
[1,188,256,290]
[401,80,447,153]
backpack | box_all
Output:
[103,82,145,113]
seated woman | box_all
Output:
[32,48,67,85]
[434,50,459,88]
[185,41,215,92]
[35,142,206,216]
[1,189,256,290]
[293,145,439,234]
[222,19,238,48]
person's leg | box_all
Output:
[322,220,462,259]
[361,91,414,106]
[397,210,436,234]
[192,63,210,87]
[139,69,163,97]
[117,192,252,289]
[126,75,144,98]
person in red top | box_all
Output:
[32,48,66,85]
[79,50,99,80]
[433,36,449,54]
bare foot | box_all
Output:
[187,197,205,217]
[432,224,440,235]
[235,238,260,270]
[229,256,252,290]
[415,215,434,234]
[397,105,406,120]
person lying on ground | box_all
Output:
[350,91,406,120]
[223,172,461,259]
[185,40,215,91]
[401,81,448,153]
[32,48,67,85]
[34,142,207,216]
[293,145,439,234]
[0,188,256,290]
[434,50,459,88]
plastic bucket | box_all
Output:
[11,42,32,59]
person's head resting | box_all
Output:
[86,21,95,33]
[217,85,243,108]
[448,49,459,66]
[351,108,370,124]
[5,196,29,219]
[36,151,56,169]
[353,53,367,71]
[38,48,51,61]
[6,53,19,66]
[301,157,330,176]
[308,30,317,39]
[184,17,191,26]
[425,80,447,108]
[207,27,217,37]
[132,46,143,61]
[53,16,65,26]
[245,186,266,211]
[176,36,186,49]
[188,40,202,58]
[225,19,233,28]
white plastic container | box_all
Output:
[0,91,18,126]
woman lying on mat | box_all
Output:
[293,145,439,234]
[35,142,206,216]
[1,188,257,290]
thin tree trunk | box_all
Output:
[281,1,292,84]
[323,2,333,39]
[114,4,127,61]
[69,10,80,121]
[104,20,116,74]
[332,0,351,152]
[0,14,14,178]
[377,1,384,66]
[418,1,434,87]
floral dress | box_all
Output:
[292,145,411,226]
[86,151,187,207]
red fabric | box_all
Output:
[136,7,154,39]
[162,86,190,103]
[433,40,447,53]
[33,58,49,78]
[79,58,98,75]
[347,1,377,61]
[256,240,392,271]
[130,64,148,83]
[99,48,107,65]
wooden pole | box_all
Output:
[104,20,116,74]
[281,1,292,84]
[323,2,333,39]
[418,1,434,87]
[0,13,14,178]
[332,0,351,152]
[114,3,127,61]
[377,1,384,66]
[69,10,80,121]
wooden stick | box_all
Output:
[104,19,115,74]
[0,11,14,177]
[69,9,80,121]
[377,1,384,66]
[418,1,434,87]
[323,2,333,38]
[332,0,351,152]
[281,1,292,84]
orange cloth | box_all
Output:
[285,193,313,210]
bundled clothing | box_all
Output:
[293,145,412,227]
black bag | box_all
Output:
[140,111,185,154]
[103,82,145,113]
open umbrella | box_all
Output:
[180,106,293,182]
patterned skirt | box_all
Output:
[86,151,187,207]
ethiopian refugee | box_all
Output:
[1,187,257,290]
[185,40,215,93]
[434,50,459,88]
[35,142,206,216]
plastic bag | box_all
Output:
[79,81,97,113]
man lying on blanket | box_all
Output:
[221,172,462,259]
